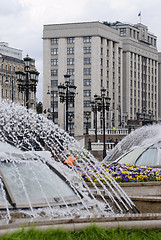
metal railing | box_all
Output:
[88,128,128,136]
[91,141,115,150]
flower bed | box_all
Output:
[77,163,161,183]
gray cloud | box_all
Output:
[0,0,23,16]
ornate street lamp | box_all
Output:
[15,54,39,109]
[91,94,99,142]
[94,89,111,159]
[68,112,74,136]
[85,111,90,135]
[58,74,77,133]
[47,86,55,123]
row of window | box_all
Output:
[51,68,121,79]
[50,99,119,112]
[0,64,17,73]
[50,89,92,98]
[130,54,157,66]
[51,58,92,66]
[51,37,91,45]
[51,79,91,87]
[51,46,91,56]
[130,80,157,90]
[120,28,156,47]
[130,71,157,83]
[130,88,157,100]
[51,58,122,68]
[51,48,121,62]
[51,68,92,76]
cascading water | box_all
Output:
[0,100,139,224]
[104,124,161,162]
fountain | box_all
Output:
[0,100,141,232]
[104,124,161,164]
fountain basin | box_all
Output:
[120,182,161,213]
[87,181,161,213]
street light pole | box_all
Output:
[94,89,111,159]
[47,86,55,123]
[58,74,77,133]
[68,112,73,136]
[66,83,69,132]
[85,112,90,135]
[15,54,39,109]
[91,95,98,142]
[102,93,106,159]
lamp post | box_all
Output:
[94,89,111,159]
[85,111,90,135]
[58,74,77,133]
[68,112,73,136]
[91,94,98,142]
[15,54,39,109]
[142,106,146,124]
[47,86,55,123]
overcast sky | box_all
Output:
[0,0,161,102]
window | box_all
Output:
[51,38,58,45]
[67,69,74,76]
[84,90,91,97]
[84,58,91,65]
[51,48,58,55]
[67,58,74,65]
[51,69,58,76]
[0,155,79,209]
[67,48,74,55]
[51,80,58,87]
[83,37,91,43]
[51,59,58,66]
[84,68,91,75]
[84,47,91,54]
[84,79,91,86]
[84,100,91,107]
[67,37,75,44]
[120,28,126,37]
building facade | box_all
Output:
[0,42,38,109]
[109,22,158,125]
[43,21,159,137]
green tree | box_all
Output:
[36,102,43,114]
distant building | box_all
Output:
[43,21,159,137]
[109,21,158,125]
[0,42,38,109]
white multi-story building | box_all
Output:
[43,21,159,137]
[109,22,158,125]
